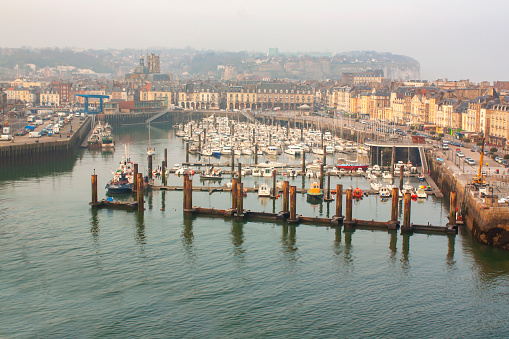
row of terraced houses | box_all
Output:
[2,78,509,147]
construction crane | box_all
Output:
[473,134,486,186]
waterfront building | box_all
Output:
[226,84,258,110]
[140,83,173,108]
[256,83,314,111]
[40,89,60,107]
[178,83,220,110]
[5,87,37,104]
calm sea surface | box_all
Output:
[1,124,508,338]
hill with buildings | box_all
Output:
[0,48,420,81]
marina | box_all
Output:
[1,118,509,338]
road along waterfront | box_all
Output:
[0,123,508,338]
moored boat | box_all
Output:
[307,182,323,201]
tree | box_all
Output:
[439,133,444,138]
[430,131,436,135]
[490,147,498,153]
[504,154,509,160]
[477,141,484,146]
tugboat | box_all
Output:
[307,182,324,202]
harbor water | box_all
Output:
[0,124,508,338]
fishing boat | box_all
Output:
[105,146,135,194]
[258,183,271,197]
[306,182,323,202]
[105,172,133,194]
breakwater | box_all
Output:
[0,117,91,165]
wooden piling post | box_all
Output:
[391,146,396,177]
[344,188,356,228]
[238,162,242,184]
[91,173,98,205]
[301,151,306,173]
[137,173,144,212]
[272,169,277,198]
[148,155,153,179]
[254,144,258,165]
[237,182,244,216]
[282,181,289,213]
[232,177,238,211]
[133,163,138,193]
[323,144,326,166]
[319,164,324,190]
[231,146,234,172]
[164,148,168,166]
[324,172,333,201]
[399,167,404,191]
[389,187,400,229]
[289,185,298,222]
[449,191,457,226]
[198,134,201,152]
[183,174,193,213]
[186,142,189,163]
[161,161,166,186]
[401,191,412,233]
[335,184,343,217]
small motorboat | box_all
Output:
[147,147,156,156]
[379,186,391,198]
[287,168,298,177]
[258,183,271,197]
[418,173,425,181]
[370,181,383,191]
[200,167,222,180]
[417,187,427,198]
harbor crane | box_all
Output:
[473,134,486,187]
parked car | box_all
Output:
[457,151,464,157]
[466,158,475,165]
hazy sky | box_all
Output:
[2,0,508,82]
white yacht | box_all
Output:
[263,167,274,177]
[370,181,383,191]
[382,171,393,179]
[287,168,298,177]
[252,168,263,177]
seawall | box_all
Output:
[0,117,91,165]
[428,153,509,250]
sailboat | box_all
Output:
[147,122,156,156]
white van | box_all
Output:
[29,131,41,138]
[53,125,60,134]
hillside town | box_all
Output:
[1,52,509,149]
